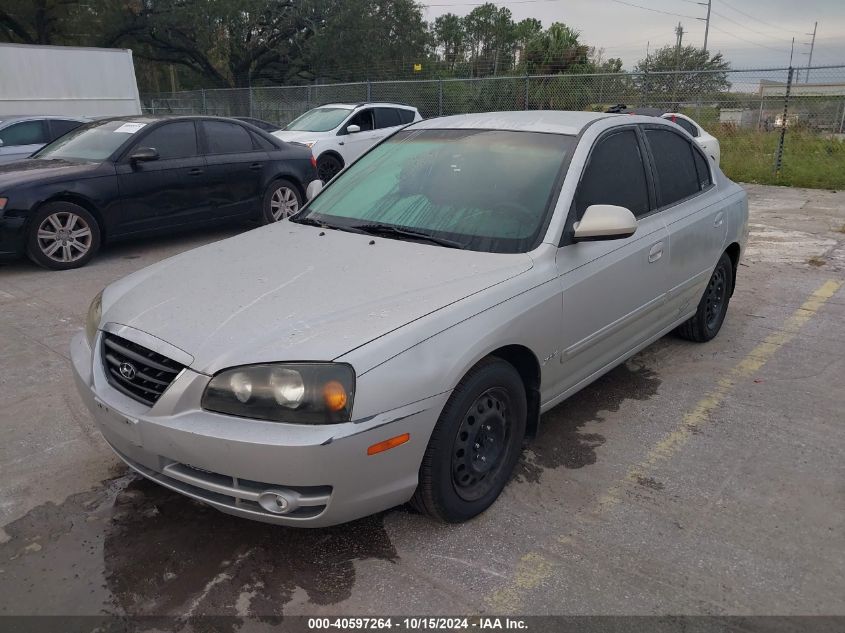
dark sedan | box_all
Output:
[0,116,318,269]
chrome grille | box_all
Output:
[101,333,184,406]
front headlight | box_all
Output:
[85,290,103,346]
[202,363,355,424]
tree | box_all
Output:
[513,18,542,66]
[433,13,465,72]
[520,22,589,75]
[301,0,431,82]
[633,45,730,103]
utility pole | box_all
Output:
[702,0,711,52]
[789,37,795,67]
[674,22,685,63]
[804,21,817,83]
[672,23,684,109]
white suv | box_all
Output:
[273,102,422,181]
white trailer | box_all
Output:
[0,43,141,117]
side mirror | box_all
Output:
[573,204,637,241]
[306,180,324,200]
[346,124,361,134]
[129,147,159,163]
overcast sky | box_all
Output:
[420,0,845,71]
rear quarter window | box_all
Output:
[397,109,416,124]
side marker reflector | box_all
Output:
[367,433,410,456]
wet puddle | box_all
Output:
[518,360,661,482]
[0,473,397,619]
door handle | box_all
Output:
[338,141,345,145]
[714,212,725,228]
[648,241,664,263]
[249,162,262,170]
[188,168,203,176]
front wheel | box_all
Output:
[676,251,733,342]
[26,201,101,270]
[412,357,527,523]
[316,154,343,182]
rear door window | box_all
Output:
[575,129,651,219]
[644,128,701,207]
[0,120,48,146]
[203,121,256,154]
[134,121,198,159]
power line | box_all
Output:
[707,24,792,54]
[710,8,795,44]
[607,0,704,21]
[715,0,804,36]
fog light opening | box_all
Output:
[257,490,297,514]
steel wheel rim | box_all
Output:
[37,211,92,263]
[704,264,727,330]
[269,186,299,221]
[451,387,512,502]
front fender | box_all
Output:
[344,263,562,420]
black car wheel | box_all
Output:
[676,251,734,342]
[26,201,101,270]
[412,357,527,523]
[316,154,343,182]
[262,178,303,223]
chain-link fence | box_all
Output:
[142,65,845,188]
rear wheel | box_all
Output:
[26,201,100,270]
[316,154,343,182]
[676,251,733,342]
[412,357,527,523]
[261,178,302,223]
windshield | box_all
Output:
[285,107,352,132]
[34,120,147,162]
[299,128,575,253]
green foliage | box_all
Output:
[719,129,845,189]
[633,45,731,104]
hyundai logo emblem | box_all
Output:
[119,361,137,380]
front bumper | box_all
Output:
[71,330,447,527]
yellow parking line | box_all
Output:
[487,278,843,613]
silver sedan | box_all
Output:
[71,111,748,526]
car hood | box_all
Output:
[102,222,533,374]
[272,130,327,144]
[0,158,102,189]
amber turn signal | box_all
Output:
[322,380,348,412]
[367,433,410,456]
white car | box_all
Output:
[273,102,421,181]
[661,112,720,166]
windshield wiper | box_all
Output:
[349,223,465,249]
[290,216,328,228]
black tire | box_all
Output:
[676,251,734,342]
[26,201,101,270]
[412,357,527,523]
[261,178,303,224]
[316,154,343,182]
